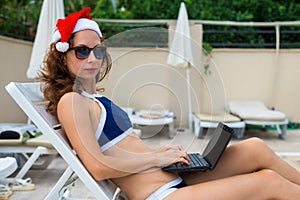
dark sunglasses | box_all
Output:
[68,45,106,60]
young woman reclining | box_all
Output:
[40,7,300,200]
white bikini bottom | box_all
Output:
[145,177,186,200]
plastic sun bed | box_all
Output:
[0,123,57,179]
[0,157,17,179]
[192,112,245,139]
[5,82,124,199]
[0,157,18,199]
[130,109,175,138]
[228,101,288,139]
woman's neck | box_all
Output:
[77,79,97,94]
[83,87,96,94]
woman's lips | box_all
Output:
[84,68,98,72]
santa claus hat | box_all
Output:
[52,7,102,52]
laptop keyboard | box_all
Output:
[188,153,209,168]
[165,153,210,172]
[163,123,233,173]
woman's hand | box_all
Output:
[153,145,190,167]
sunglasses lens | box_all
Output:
[71,46,106,59]
[75,47,90,59]
[93,47,106,59]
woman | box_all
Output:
[41,8,300,200]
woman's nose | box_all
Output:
[87,50,97,62]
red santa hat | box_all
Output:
[52,7,102,52]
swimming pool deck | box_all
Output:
[6,128,300,199]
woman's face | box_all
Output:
[65,30,103,81]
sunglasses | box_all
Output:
[68,45,106,60]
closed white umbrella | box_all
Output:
[27,0,65,79]
[167,2,194,130]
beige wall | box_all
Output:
[1,34,299,127]
[207,49,300,123]
[0,36,33,123]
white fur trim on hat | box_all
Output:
[74,18,102,38]
[55,42,69,53]
[52,18,102,44]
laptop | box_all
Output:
[162,122,234,172]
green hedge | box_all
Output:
[1,0,300,48]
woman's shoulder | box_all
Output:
[59,91,81,102]
[57,92,91,120]
[58,92,86,109]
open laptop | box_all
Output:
[162,122,233,172]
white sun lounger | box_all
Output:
[0,122,57,179]
[130,109,175,138]
[0,133,57,179]
[5,82,123,200]
[228,100,288,139]
[192,112,245,139]
[0,157,18,179]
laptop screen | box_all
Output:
[202,123,233,170]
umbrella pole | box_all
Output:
[186,63,193,131]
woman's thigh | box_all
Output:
[180,137,273,184]
[166,169,293,200]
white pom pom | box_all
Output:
[55,42,69,52]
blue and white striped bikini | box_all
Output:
[81,91,133,152]
[146,177,186,200]
[82,91,187,199]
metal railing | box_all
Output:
[2,17,300,49]
[95,19,300,50]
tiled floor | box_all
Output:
[6,128,300,200]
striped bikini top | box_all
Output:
[81,91,133,152]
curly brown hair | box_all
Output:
[39,36,112,116]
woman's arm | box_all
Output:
[57,93,188,181]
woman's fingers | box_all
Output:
[154,145,190,166]
[176,152,190,165]
[167,146,189,164]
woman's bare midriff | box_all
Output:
[107,133,179,200]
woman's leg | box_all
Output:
[166,169,300,200]
[181,137,300,185]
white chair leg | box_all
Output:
[279,124,287,139]
[59,172,79,200]
[112,187,122,200]
[192,115,200,138]
[15,146,45,179]
[168,122,175,139]
[45,166,74,200]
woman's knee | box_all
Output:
[241,137,269,153]
[234,137,272,163]
[259,169,287,189]
[260,169,280,178]
[244,137,266,147]
[234,137,264,152]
